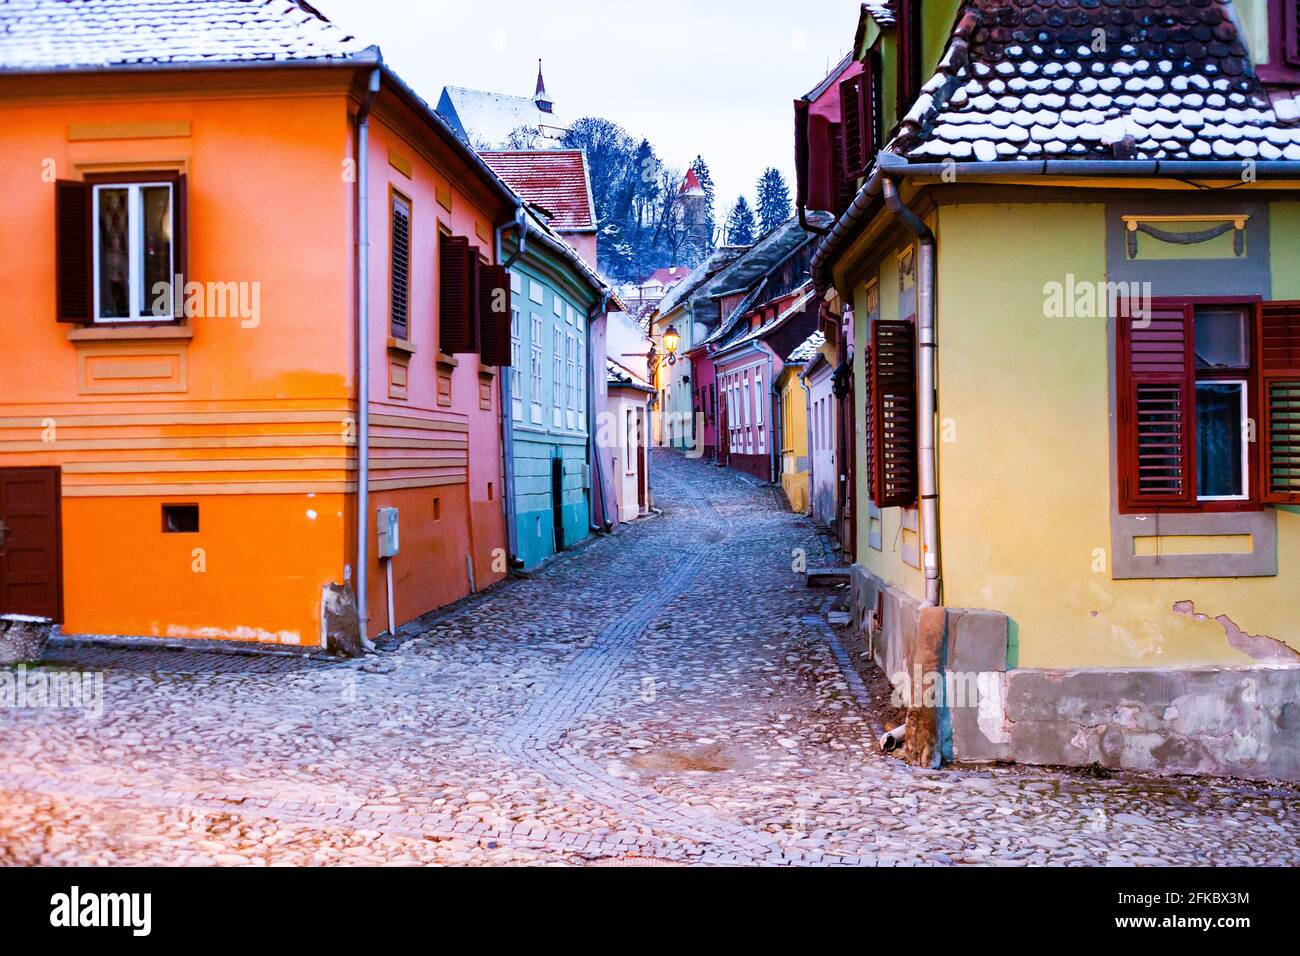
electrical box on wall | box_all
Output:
[377,507,400,558]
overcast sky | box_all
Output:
[315,0,860,214]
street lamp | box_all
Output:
[663,325,680,356]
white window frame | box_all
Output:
[92,181,175,323]
[510,307,523,421]
[553,327,564,427]
[1195,378,1251,502]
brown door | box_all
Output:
[636,409,647,511]
[0,467,64,622]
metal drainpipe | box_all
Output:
[588,292,612,531]
[354,68,381,646]
[764,371,774,486]
[496,204,525,568]
[800,371,813,516]
[882,177,940,607]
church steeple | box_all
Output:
[534,59,553,114]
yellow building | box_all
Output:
[805,1,1300,780]
[777,331,826,513]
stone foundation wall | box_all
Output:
[848,563,1300,782]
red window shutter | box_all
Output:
[1116,301,1196,510]
[829,124,856,216]
[1260,300,1300,504]
[896,0,923,115]
[862,341,878,505]
[871,320,918,507]
[439,235,473,353]
[865,51,883,162]
[478,264,512,367]
[839,75,866,181]
[794,100,811,211]
[807,114,835,213]
[1287,2,1300,68]
[55,180,92,322]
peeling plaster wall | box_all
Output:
[851,567,1300,781]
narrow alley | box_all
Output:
[0,451,1294,867]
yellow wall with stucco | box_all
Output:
[853,242,927,600]
[778,367,809,512]
[935,201,1300,668]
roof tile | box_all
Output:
[479,149,595,232]
[894,0,1300,164]
[0,0,367,71]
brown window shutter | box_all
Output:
[1260,300,1300,504]
[478,264,512,367]
[389,195,411,340]
[173,174,188,292]
[871,320,918,507]
[467,246,483,354]
[438,234,472,353]
[863,341,879,505]
[839,75,866,181]
[896,0,923,116]
[1117,301,1196,510]
[55,180,92,322]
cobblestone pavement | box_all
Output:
[0,450,1296,866]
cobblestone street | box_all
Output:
[0,450,1295,867]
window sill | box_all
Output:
[437,352,459,370]
[478,365,497,379]
[387,337,416,356]
[68,323,193,343]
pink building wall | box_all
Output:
[689,349,717,460]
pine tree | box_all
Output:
[727,195,756,246]
[756,167,792,236]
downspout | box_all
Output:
[588,292,612,531]
[800,370,813,516]
[354,67,381,647]
[882,177,940,607]
[764,366,774,486]
[502,203,530,268]
[497,203,525,569]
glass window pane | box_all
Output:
[1194,307,1249,369]
[97,188,130,318]
[1196,382,1245,498]
[141,185,173,316]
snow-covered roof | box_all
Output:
[439,86,568,149]
[716,284,817,354]
[607,357,653,391]
[0,0,371,71]
[479,150,596,232]
[861,2,896,30]
[787,329,826,364]
[895,0,1300,164]
[655,246,752,317]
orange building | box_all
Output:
[0,1,522,648]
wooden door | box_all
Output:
[551,455,565,552]
[0,467,63,622]
[636,409,647,511]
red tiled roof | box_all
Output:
[647,267,687,288]
[478,149,596,232]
